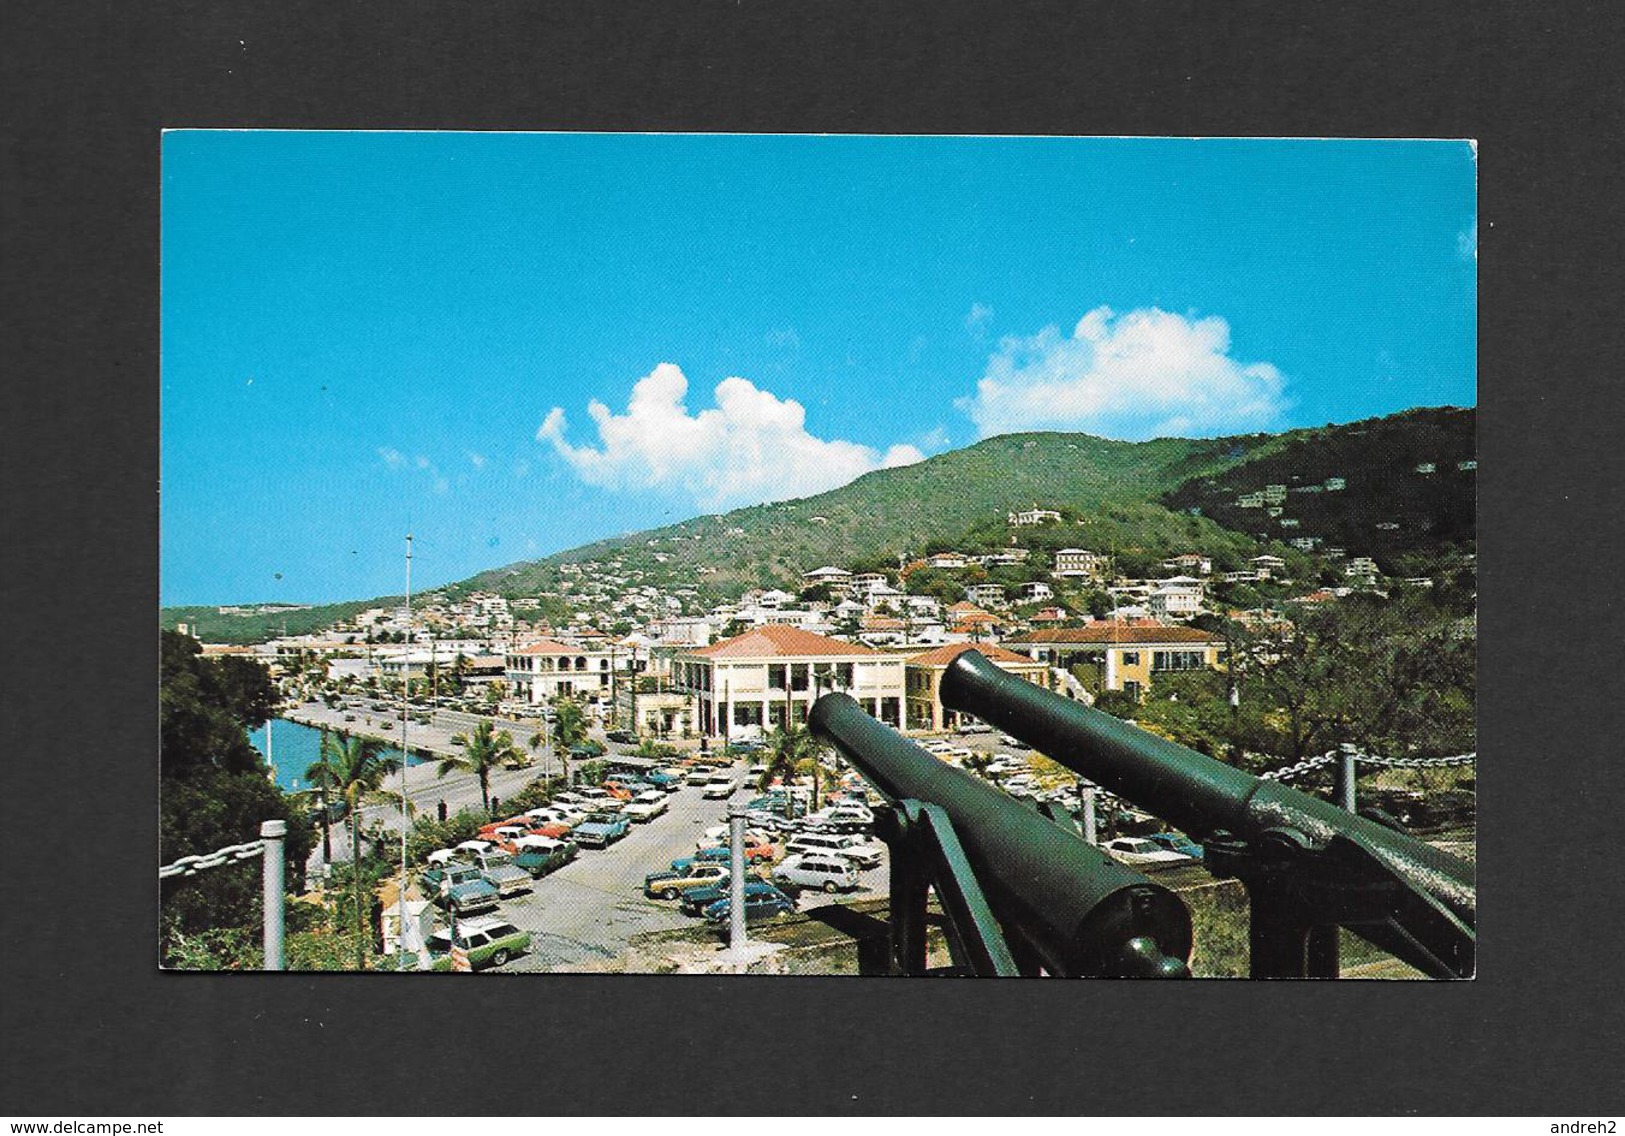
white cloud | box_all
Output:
[1457,224,1477,261]
[539,362,926,510]
[466,451,487,470]
[965,302,994,336]
[377,447,407,469]
[958,306,1289,440]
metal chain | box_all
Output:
[1262,750,1476,781]
[1259,753,1340,781]
[1356,751,1475,769]
[158,840,265,879]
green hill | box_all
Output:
[455,430,1291,600]
[162,407,1475,641]
[1162,407,1476,572]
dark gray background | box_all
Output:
[4,0,1622,1116]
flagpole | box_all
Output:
[398,531,413,970]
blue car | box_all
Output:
[1145,832,1204,860]
[703,889,795,924]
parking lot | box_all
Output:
[447,763,889,972]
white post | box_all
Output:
[1079,783,1098,846]
[260,819,286,971]
[1338,744,1359,814]
[728,798,748,952]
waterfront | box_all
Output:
[251,717,424,792]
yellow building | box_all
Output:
[903,642,1054,732]
[1004,624,1224,700]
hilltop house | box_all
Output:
[671,625,906,738]
[1007,506,1062,526]
[1005,623,1225,700]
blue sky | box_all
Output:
[162,133,1476,606]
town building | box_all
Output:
[903,642,1054,732]
[1052,548,1108,578]
[670,625,906,738]
[505,638,617,705]
[1004,624,1225,700]
[1249,554,1287,579]
[1017,581,1055,602]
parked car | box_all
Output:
[623,791,670,823]
[697,824,774,849]
[1144,832,1204,860]
[774,852,861,893]
[799,804,875,833]
[1101,836,1194,866]
[571,810,632,848]
[701,775,739,799]
[639,769,681,792]
[702,889,795,925]
[785,831,884,868]
[681,878,789,917]
[605,729,637,744]
[684,767,715,787]
[425,915,530,970]
[1000,734,1032,749]
[512,835,578,878]
[465,848,533,897]
[642,862,733,900]
[421,862,502,914]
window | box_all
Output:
[1121,652,1140,666]
[1152,650,1204,672]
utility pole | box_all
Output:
[727,798,748,955]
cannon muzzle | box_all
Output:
[810,691,1191,977]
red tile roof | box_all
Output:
[510,638,580,655]
[906,642,1038,667]
[1005,624,1220,646]
[689,624,888,659]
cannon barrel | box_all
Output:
[939,650,1475,977]
[809,691,1191,977]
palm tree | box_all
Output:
[302,728,337,862]
[760,723,825,819]
[303,732,401,969]
[550,697,589,788]
[438,719,518,814]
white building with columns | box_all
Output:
[670,624,906,739]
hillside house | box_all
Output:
[1018,581,1055,602]
[1007,507,1062,526]
[965,582,1007,608]
[801,566,853,588]
[1052,548,1108,578]
[1160,553,1212,576]
[1250,554,1287,579]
